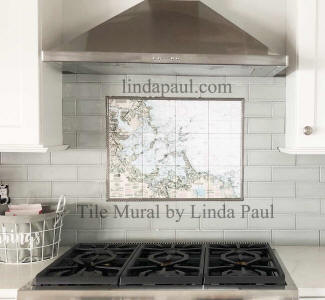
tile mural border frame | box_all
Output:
[105,96,244,202]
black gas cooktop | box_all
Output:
[34,243,286,287]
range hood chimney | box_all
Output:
[43,0,287,77]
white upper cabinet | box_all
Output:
[0,0,66,152]
[281,0,325,154]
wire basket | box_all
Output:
[0,196,66,264]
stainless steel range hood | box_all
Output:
[43,0,287,76]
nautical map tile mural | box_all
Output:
[107,97,243,200]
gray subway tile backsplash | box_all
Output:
[244,102,273,117]
[28,166,78,181]
[63,116,105,132]
[273,198,321,214]
[63,100,76,116]
[176,230,223,241]
[296,183,325,197]
[200,215,248,230]
[320,231,325,246]
[296,155,325,165]
[77,132,106,148]
[249,85,286,101]
[63,215,101,230]
[320,167,325,182]
[76,100,106,116]
[152,214,200,230]
[296,215,325,230]
[244,166,272,181]
[271,134,285,149]
[1,152,51,165]
[224,230,271,242]
[272,102,286,117]
[62,74,77,83]
[0,166,28,180]
[247,150,295,166]
[128,230,176,242]
[77,166,106,181]
[248,118,285,134]
[248,182,295,197]
[272,230,319,246]
[77,230,126,243]
[52,181,104,197]
[244,134,272,150]
[77,74,126,83]
[102,215,151,230]
[8,182,52,198]
[51,150,102,165]
[60,230,77,246]
[272,167,320,182]
[63,82,101,99]
[63,132,77,148]
[248,214,295,230]
[229,198,273,214]
[1,75,324,246]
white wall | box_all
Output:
[61,0,287,54]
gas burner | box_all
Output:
[204,243,286,286]
[69,249,117,276]
[34,244,138,286]
[220,249,261,266]
[120,243,205,286]
[148,249,189,266]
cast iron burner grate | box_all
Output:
[32,242,286,287]
[119,243,205,286]
[204,243,286,286]
[34,244,138,286]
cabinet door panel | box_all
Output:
[283,0,325,153]
[0,0,40,146]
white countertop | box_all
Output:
[275,246,325,298]
[1,246,325,299]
